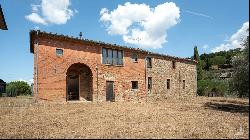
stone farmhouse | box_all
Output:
[30,30,197,102]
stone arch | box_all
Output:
[66,63,93,101]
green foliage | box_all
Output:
[230,36,249,98]
[209,56,226,65]
[193,46,199,61]
[200,48,241,67]
[6,81,32,97]
[198,79,229,96]
[193,46,204,80]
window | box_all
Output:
[107,49,112,64]
[131,81,138,89]
[102,48,123,65]
[131,53,138,63]
[167,79,170,89]
[148,77,152,90]
[118,50,123,65]
[102,48,107,64]
[183,80,185,89]
[56,48,63,56]
[172,61,176,69]
[112,50,118,65]
[146,57,152,68]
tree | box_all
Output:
[194,46,199,61]
[193,46,204,80]
[210,56,226,65]
[6,81,32,97]
[230,35,249,97]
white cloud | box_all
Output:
[211,21,249,53]
[25,13,48,25]
[25,0,76,25]
[100,2,180,49]
[202,44,209,49]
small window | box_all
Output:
[172,61,176,69]
[131,53,138,63]
[167,79,170,89]
[183,80,185,89]
[131,81,138,89]
[56,48,63,56]
[146,57,152,68]
[148,77,152,90]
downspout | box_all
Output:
[96,65,99,102]
[35,31,39,101]
[196,63,198,97]
[145,57,147,97]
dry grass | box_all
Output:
[0,96,249,139]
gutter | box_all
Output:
[35,31,39,100]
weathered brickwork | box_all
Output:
[30,30,197,102]
[146,57,197,97]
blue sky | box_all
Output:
[0,0,249,83]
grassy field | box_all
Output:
[0,96,249,139]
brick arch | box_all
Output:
[66,62,94,101]
[63,58,96,76]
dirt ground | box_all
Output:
[0,96,249,139]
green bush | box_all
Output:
[198,79,229,96]
[6,81,32,97]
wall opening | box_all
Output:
[66,63,93,101]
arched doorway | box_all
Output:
[66,63,93,101]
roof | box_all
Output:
[30,30,197,65]
[0,5,7,30]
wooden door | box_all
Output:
[106,81,114,102]
[67,75,79,100]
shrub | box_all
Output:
[6,81,32,97]
[198,79,229,97]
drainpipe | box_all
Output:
[35,31,39,101]
[145,57,147,98]
[96,65,99,102]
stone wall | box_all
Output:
[146,57,197,97]
[32,34,196,102]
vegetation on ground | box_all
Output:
[0,96,248,139]
[194,31,249,98]
[5,81,32,97]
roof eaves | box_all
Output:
[0,5,8,30]
[29,30,198,64]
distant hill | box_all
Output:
[198,48,242,71]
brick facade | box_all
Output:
[30,30,197,102]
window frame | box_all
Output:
[167,79,170,89]
[56,48,63,57]
[102,47,123,66]
[131,81,138,90]
[172,61,176,69]
[148,77,152,90]
[183,80,186,89]
[131,53,138,63]
[146,57,152,68]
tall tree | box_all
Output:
[193,46,204,80]
[194,46,199,61]
[230,35,249,97]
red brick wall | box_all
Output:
[33,37,147,101]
